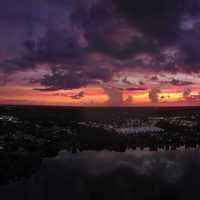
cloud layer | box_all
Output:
[1,0,200,101]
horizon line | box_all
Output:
[1,103,200,109]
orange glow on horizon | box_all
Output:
[1,85,200,107]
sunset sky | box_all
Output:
[1,0,200,106]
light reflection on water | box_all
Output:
[1,149,200,200]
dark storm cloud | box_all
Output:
[139,81,145,86]
[125,87,146,91]
[85,67,112,82]
[0,0,48,53]
[0,27,88,76]
[35,66,112,90]
[1,0,200,90]
[70,91,85,100]
[150,76,159,82]
[86,29,159,60]
[170,78,193,86]
[0,0,161,73]
[156,78,194,86]
[122,77,132,85]
[115,0,200,44]
[114,0,200,72]
[25,29,85,64]
[149,77,194,86]
[34,71,90,91]
[179,24,200,71]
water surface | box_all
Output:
[1,149,200,200]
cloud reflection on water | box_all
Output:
[1,149,200,200]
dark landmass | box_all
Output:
[1,105,200,185]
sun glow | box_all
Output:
[1,85,200,107]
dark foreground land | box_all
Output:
[1,105,200,199]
